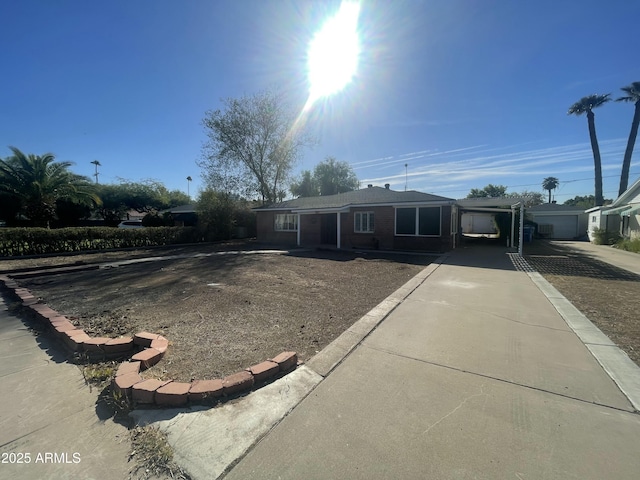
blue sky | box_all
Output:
[2,0,639,203]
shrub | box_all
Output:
[591,227,622,245]
[0,226,200,257]
[614,237,640,253]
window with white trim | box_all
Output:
[274,214,298,231]
[395,206,441,236]
[354,212,374,233]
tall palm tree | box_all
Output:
[542,176,559,203]
[0,147,100,227]
[186,176,192,200]
[616,81,640,195]
[90,159,101,184]
[568,94,611,206]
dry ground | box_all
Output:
[2,243,434,382]
[524,240,640,367]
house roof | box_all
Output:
[527,203,588,214]
[161,204,197,214]
[611,176,640,207]
[256,187,454,212]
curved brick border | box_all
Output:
[0,274,298,408]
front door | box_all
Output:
[320,213,337,245]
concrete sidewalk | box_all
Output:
[221,246,640,480]
[0,294,131,480]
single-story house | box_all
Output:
[526,203,588,239]
[588,177,640,241]
[255,185,458,252]
[160,204,198,227]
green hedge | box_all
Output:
[0,227,201,257]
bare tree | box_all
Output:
[199,90,312,205]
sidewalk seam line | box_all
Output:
[362,344,637,415]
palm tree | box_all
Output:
[90,160,101,184]
[0,147,100,227]
[542,177,559,203]
[616,81,640,195]
[568,94,611,206]
[187,176,192,200]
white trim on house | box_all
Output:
[354,211,375,233]
[274,213,298,232]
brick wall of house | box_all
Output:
[341,206,395,250]
[258,204,454,252]
[393,205,453,252]
[256,211,297,246]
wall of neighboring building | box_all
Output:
[528,213,588,239]
[587,210,621,242]
[256,211,297,246]
[630,213,640,240]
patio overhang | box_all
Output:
[601,205,632,216]
[622,204,640,216]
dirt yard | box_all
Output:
[524,240,640,367]
[3,243,434,382]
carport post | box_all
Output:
[297,213,301,246]
[510,206,516,248]
[519,202,524,255]
[336,212,341,249]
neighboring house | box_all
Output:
[589,177,640,241]
[255,185,457,252]
[160,204,198,227]
[527,203,588,240]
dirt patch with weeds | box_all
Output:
[6,244,434,382]
[524,240,640,367]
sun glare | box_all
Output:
[307,1,361,105]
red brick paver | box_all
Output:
[104,337,134,354]
[132,378,170,404]
[247,361,280,383]
[131,348,163,368]
[155,382,191,406]
[189,379,224,402]
[222,371,254,396]
[271,351,298,371]
[133,331,159,348]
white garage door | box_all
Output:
[535,215,578,239]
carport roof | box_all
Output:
[456,196,530,208]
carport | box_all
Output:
[456,197,527,254]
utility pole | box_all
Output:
[404,163,408,191]
[90,160,101,184]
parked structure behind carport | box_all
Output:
[527,203,588,239]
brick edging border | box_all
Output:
[0,274,298,408]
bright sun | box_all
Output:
[307,1,361,105]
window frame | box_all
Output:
[354,211,375,233]
[274,213,298,232]
[394,206,442,237]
